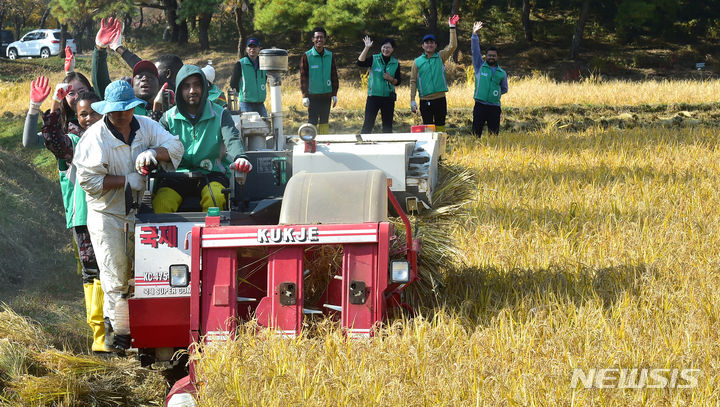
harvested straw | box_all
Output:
[391,164,476,310]
[0,304,166,406]
[303,245,343,306]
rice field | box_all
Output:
[1,65,720,405]
[188,124,720,406]
[3,63,720,113]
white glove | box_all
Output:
[331,96,337,107]
[302,97,309,107]
[126,172,146,191]
[53,83,72,102]
[410,100,418,113]
[135,149,157,173]
[230,157,253,173]
[109,26,123,51]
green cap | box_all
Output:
[207,207,221,217]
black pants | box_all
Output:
[472,101,501,137]
[419,97,447,127]
[74,225,99,284]
[361,96,395,134]
[308,95,332,125]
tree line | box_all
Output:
[2,0,718,59]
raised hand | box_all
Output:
[108,20,123,51]
[64,46,75,73]
[449,14,460,27]
[53,83,73,102]
[95,17,122,49]
[153,82,175,111]
[30,76,51,104]
[363,36,373,48]
[473,21,483,33]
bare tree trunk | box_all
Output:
[13,16,24,41]
[234,6,245,59]
[39,8,50,28]
[451,0,460,14]
[522,0,533,42]
[451,0,461,61]
[198,13,211,50]
[570,0,590,60]
[59,24,67,58]
[178,19,188,44]
[138,7,144,29]
[428,0,438,35]
[163,0,179,42]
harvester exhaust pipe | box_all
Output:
[259,48,288,151]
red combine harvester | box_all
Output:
[125,49,444,406]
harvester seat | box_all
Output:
[279,170,388,225]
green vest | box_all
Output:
[368,54,399,97]
[163,101,229,174]
[58,133,87,228]
[238,57,267,103]
[414,53,448,97]
[208,84,227,107]
[474,62,506,104]
[306,47,333,95]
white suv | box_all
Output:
[5,29,77,60]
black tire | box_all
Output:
[7,48,17,60]
[40,47,50,58]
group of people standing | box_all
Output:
[226,16,508,138]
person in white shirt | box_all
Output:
[74,79,184,352]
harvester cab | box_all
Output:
[126,49,445,405]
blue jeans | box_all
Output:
[239,102,268,117]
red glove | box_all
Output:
[95,17,122,48]
[30,76,51,104]
[230,158,252,173]
[53,83,73,102]
[64,46,75,73]
[449,15,459,27]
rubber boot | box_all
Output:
[83,283,93,325]
[90,279,110,353]
[318,123,330,135]
[111,296,132,354]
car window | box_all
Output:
[21,33,34,41]
[52,32,73,40]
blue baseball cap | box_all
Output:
[91,80,146,114]
[422,34,437,43]
[246,38,260,47]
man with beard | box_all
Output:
[153,65,252,213]
[471,21,508,138]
